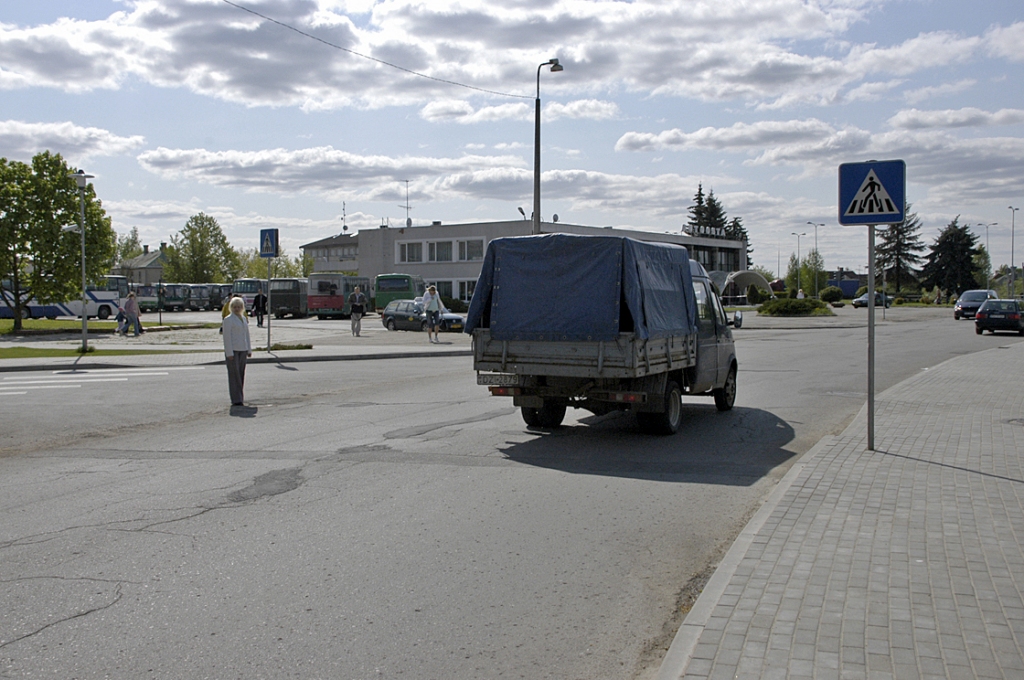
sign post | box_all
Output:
[260,229,280,351]
[839,160,906,451]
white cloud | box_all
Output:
[615,119,839,153]
[545,100,620,121]
[0,120,145,162]
[0,0,1003,111]
[903,79,975,104]
[136,145,525,193]
[985,21,1024,62]
[888,108,1024,130]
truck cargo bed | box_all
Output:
[473,329,696,379]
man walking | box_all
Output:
[252,288,267,328]
[348,286,367,337]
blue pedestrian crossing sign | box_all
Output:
[838,160,906,225]
[259,228,279,258]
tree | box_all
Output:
[705,189,727,233]
[116,226,144,263]
[163,213,237,283]
[726,217,753,266]
[973,245,991,290]
[0,151,115,330]
[920,217,981,296]
[876,204,925,291]
[801,249,827,297]
[685,183,707,234]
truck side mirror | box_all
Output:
[730,310,743,328]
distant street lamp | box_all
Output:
[67,170,94,352]
[533,58,563,235]
[980,222,997,289]
[807,221,824,297]
[1010,207,1019,299]
[791,231,806,295]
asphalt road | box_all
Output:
[2,309,1019,679]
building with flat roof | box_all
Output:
[302,220,748,304]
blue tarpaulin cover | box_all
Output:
[464,234,698,342]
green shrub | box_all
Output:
[746,285,772,305]
[894,297,905,305]
[855,285,868,298]
[443,296,467,313]
[820,286,843,303]
[920,293,934,305]
[787,287,798,299]
[758,297,830,316]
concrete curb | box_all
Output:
[655,433,840,680]
[0,348,473,373]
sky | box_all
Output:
[2,0,1023,277]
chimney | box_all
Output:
[143,244,149,254]
[160,242,167,251]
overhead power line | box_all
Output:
[220,0,531,100]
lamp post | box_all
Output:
[980,222,997,289]
[69,170,94,352]
[1010,207,1019,299]
[791,231,806,295]
[807,221,823,297]
[533,58,563,235]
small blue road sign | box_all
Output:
[838,160,906,225]
[260,228,280,258]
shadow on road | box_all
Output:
[499,405,795,486]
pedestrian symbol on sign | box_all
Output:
[844,170,899,217]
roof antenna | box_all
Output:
[399,180,412,228]
[340,202,348,234]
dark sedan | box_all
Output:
[954,289,997,319]
[975,300,1024,335]
[381,299,464,332]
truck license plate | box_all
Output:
[477,373,519,386]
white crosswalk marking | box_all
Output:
[0,366,206,393]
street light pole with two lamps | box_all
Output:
[63,170,94,353]
[533,58,563,236]
[791,232,806,295]
[806,221,823,297]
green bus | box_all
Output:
[374,273,425,312]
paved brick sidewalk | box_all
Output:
[662,340,1024,679]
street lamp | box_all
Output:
[1010,207,1019,299]
[68,170,94,352]
[980,222,997,289]
[533,58,563,235]
[791,231,806,295]
[807,221,823,297]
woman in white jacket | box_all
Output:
[222,297,252,406]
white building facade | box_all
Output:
[302,220,748,304]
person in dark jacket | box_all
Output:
[252,290,267,327]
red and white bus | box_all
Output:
[308,273,372,319]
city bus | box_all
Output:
[374,273,425,312]
[231,278,267,312]
[308,273,372,319]
[269,278,308,318]
[132,284,160,312]
[159,283,190,312]
[6,274,130,320]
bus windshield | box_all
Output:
[233,279,264,294]
[270,280,299,292]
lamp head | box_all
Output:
[69,169,94,189]
[549,59,563,72]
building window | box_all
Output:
[432,281,453,298]
[459,280,476,302]
[400,242,422,263]
[429,241,453,262]
[458,239,484,261]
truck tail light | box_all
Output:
[489,386,522,397]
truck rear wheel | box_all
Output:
[638,381,682,435]
[714,366,737,411]
[522,401,566,428]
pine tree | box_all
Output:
[876,203,925,291]
[685,184,707,234]
[726,217,753,266]
[705,189,727,234]
[920,217,981,296]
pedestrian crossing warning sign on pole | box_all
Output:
[838,160,905,226]
[259,228,279,258]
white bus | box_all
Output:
[1,275,129,320]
